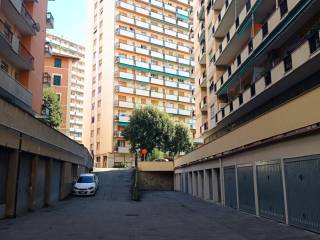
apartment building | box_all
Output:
[44,33,86,143]
[175,0,320,233]
[0,1,92,219]
[86,0,195,168]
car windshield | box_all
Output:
[77,176,94,183]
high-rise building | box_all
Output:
[85,0,195,168]
[175,0,320,233]
[44,33,86,143]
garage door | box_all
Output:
[50,160,61,203]
[0,147,9,218]
[256,160,285,222]
[16,154,31,215]
[36,158,46,208]
[238,166,255,213]
[285,155,320,233]
[224,166,237,209]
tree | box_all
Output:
[42,88,62,128]
[122,106,174,158]
[165,122,193,158]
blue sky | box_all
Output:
[47,0,87,45]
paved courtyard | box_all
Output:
[0,169,319,240]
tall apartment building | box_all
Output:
[86,0,195,168]
[44,33,86,143]
[175,0,320,233]
[0,0,92,219]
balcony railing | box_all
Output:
[213,34,320,126]
[46,12,54,29]
[215,0,303,95]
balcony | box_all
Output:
[117,146,130,153]
[116,28,134,38]
[116,15,134,25]
[0,68,32,111]
[117,42,134,52]
[136,6,149,15]
[199,73,207,88]
[164,28,176,37]
[150,64,163,72]
[135,60,149,69]
[115,86,134,94]
[164,3,176,12]
[216,0,309,95]
[166,107,178,114]
[164,67,177,75]
[200,97,207,111]
[178,57,190,65]
[214,32,320,128]
[136,33,150,42]
[178,96,192,103]
[118,72,134,80]
[44,41,53,57]
[151,12,163,21]
[151,25,163,33]
[136,20,150,29]
[136,75,150,83]
[200,122,208,133]
[177,8,189,17]
[0,20,34,70]
[135,46,150,55]
[151,91,164,99]
[165,94,178,101]
[177,21,189,29]
[46,12,54,29]
[197,1,205,21]
[118,101,134,109]
[213,0,247,38]
[2,0,38,35]
[178,45,189,53]
[165,80,178,88]
[43,72,51,86]
[119,115,130,123]
[150,0,163,8]
[178,109,191,116]
[164,41,177,49]
[165,54,177,62]
[151,51,164,59]
[178,82,191,90]
[150,37,163,46]
[135,88,150,96]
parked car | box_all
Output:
[73,173,99,196]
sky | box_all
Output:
[47,0,88,46]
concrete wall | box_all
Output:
[138,171,174,191]
[138,161,174,172]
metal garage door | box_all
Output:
[50,160,61,203]
[224,166,237,209]
[238,166,255,213]
[0,147,9,218]
[16,154,31,215]
[36,159,46,208]
[284,155,320,233]
[256,160,285,222]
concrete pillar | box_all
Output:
[220,158,225,206]
[5,150,19,218]
[28,155,39,211]
[198,171,203,199]
[192,172,196,197]
[188,172,192,195]
[44,159,53,207]
[212,169,219,202]
[203,169,209,200]
[60,162,72,200]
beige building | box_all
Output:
[175,0,320,233]
[85,0,195,168]
[44,33,86,143]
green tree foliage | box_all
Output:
[122,106,174,155]
[43,88,62,128]
[168,122,193,157]
[123,106,193,159]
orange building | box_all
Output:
[44,54,79,135]
[43,34,86,143]
[0,0,53,113]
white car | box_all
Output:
[73,173,99,196]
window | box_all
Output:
[53,75,61,86]
[56,94,61,102]
[54,58,62,68]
